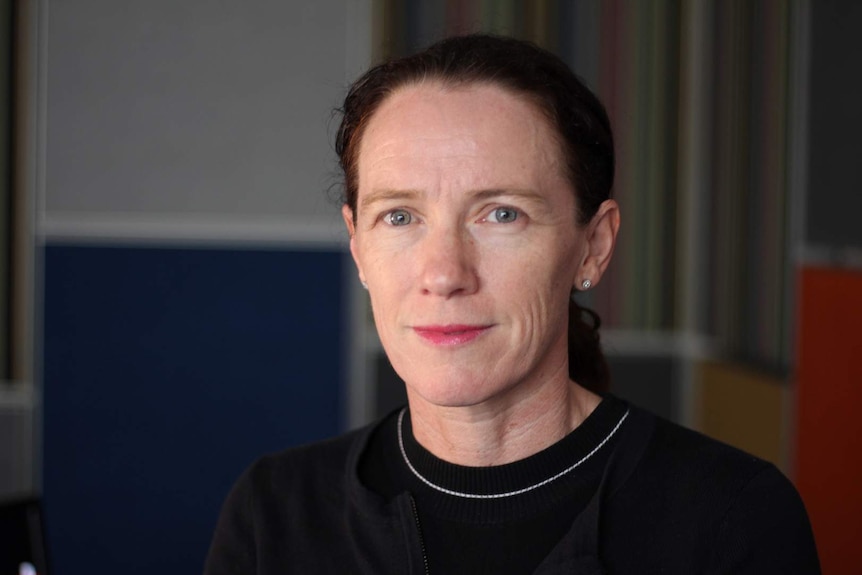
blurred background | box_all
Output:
[0,0,860,573]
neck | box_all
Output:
[406,369,601,467]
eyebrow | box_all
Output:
[470,188,549,205]
[358,189,421,214]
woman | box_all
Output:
[205,35,819,574]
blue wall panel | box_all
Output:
[42,245,346,574]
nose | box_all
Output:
[417,224,479,298]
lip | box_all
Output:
[412,324,492,346]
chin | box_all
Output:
[402,370,512,410]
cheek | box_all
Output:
[356,235,411,281]
[485,243,576,328]
[360,245,414,326]
[486,268,565,325]
[486,240,577,297]
[514,287,570,338]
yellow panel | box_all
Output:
[696,361,787,471]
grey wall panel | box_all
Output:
[806,1,862,249]
[46,0,348,219]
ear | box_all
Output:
[576,199,620,290]
[342,204,366,285]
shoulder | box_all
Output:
[603,402,776,502]
[617,405,801,514]
[602,405,820,573]
[219,425,375,510]
[633,408,773,490]
[203,423,379,575]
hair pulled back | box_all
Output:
[336,34,614,393]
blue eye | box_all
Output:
[487,207,519,223]
[385,209,412,226]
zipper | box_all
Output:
[409,495,430,575]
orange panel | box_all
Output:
[796,266,862,575]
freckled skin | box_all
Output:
[343,82,618,464]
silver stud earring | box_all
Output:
[581,279,592,290]
[360,280,368,290]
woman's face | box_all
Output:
[344,82,592,410]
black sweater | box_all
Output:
[204,399,820,574]
[357,396,628,573]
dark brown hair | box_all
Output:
[335,34,613,393]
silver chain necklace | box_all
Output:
[397,407,630,500]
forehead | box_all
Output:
[356,82,567,194]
